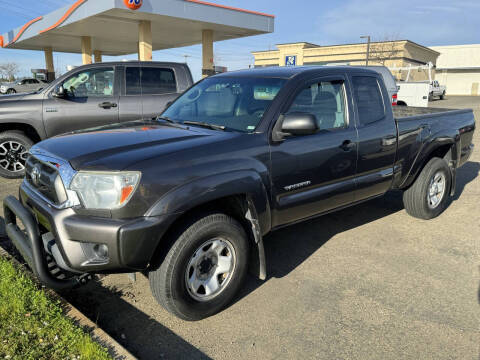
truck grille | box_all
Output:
[25,156,68,205]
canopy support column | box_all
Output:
[44,47,55,81]
[138,20,152,61]
[202,29,214,78]
[81,36,92,64]
[94,50,102,63]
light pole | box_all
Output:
[360,35,371,66]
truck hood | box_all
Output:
[31,119,238,171]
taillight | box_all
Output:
[392,93,398,106]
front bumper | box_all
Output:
[4,181,176,278]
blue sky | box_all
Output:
[0,0,479,80]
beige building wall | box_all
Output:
[430,44,480,95]
[252,40,440,82]
[435,69,480,96]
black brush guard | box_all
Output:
[3,195,84,290]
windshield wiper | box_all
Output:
[156,116,186,129]
[183,121,226,131]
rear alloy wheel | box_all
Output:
[403,157,452,220]
[149,213,249,321]
[0,131,33,179]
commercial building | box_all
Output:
[430,44,480,96]
[0,0,274,80]
[252,40,440,81]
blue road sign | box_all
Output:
[285,55,297,66]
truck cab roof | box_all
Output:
[214,66,380,79]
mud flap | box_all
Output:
[245,198,267,280]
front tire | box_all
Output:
[403,157,452,220]
[149,213,250,321]
[6,89,16,94]
[0,131,33,179]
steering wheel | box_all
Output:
[185,88,202,103]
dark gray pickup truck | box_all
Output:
[0,61,193,178]
[3,66,475,321]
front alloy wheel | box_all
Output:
[185,238,236,302]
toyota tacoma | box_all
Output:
[3,66,475,321]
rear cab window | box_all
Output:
[352,76,386,126]
[125,67,177,95]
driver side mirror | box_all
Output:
[52,85,65,98]
[272,113,319,142]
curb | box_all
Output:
[0,243,137,360]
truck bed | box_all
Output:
[393,106,470,121]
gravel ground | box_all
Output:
[1,96,479,360]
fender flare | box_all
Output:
[402,131,460,194]
[145,171,271,279]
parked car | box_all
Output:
[3,66,475,321]
[0,78,45,95]
[429,80,447,100]
[0,61,193,178]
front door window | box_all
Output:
[62,68,115,98]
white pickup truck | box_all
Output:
[429,80,446,100]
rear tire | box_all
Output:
[440,91,445,100]
[149,213,250,321]
[403,157,452,220]
[0,131,33,179]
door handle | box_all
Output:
[340,140,355,152]
[98,102,117,109]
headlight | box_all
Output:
[70,172,141,209]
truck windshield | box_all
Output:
[162,77,287,133]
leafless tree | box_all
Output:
[368,37,401,66]
[0,62,20,81]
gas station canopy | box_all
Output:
[0,0,274,55]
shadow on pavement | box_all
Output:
[240,160,479,297]
[240,190,404,298]
[452,161,479,200]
